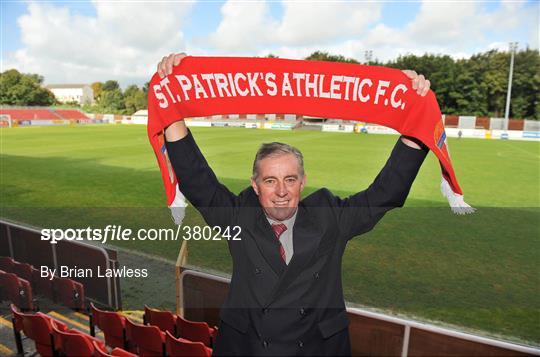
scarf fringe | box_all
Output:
[441,178,476,215]
[169,184,188,225]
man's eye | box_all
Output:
[264,179,275,185]
[286,178,296,183]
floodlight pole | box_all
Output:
[504,42,518,132]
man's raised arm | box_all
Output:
[332,136,428,240]
[159,54,237,228]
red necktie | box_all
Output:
[271,223,287,263]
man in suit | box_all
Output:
[158,53,430,356]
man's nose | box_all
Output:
[276,181,288,197]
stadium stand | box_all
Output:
[0,107,89,122]
[54,109,90,120]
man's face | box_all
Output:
[251,153,306,221]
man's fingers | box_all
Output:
[421,79,431,96]
[173,52,187,66]
[402,69,417,79]
[166,53,175,75]
[416,74,426,94]
[158,55,168,78]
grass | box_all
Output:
[1,125,539,345]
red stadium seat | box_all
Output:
[0,256,14,272]
[0,272,34,310]
[13,261,33,282]
[165,330,212,357]
[54,276,85,310]
[93,340,137,357]
[11,304,71,355]
[90,302,107,336]
[125,317,165,356]
[10,304,28,355]
[144,305,177,335]
[51,319,106,357]
[31,266,55,300]
[21,312,58,357]
[176,314,217,347]
[100,310,127,350]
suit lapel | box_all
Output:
[241,188,287,278]
[263,202,323,307]
[254,212,288,277]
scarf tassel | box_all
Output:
[441,178,476,215]
[169,184,188,225]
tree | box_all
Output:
[102,80,120,92]
[100,88,125,113]
[91,82,103,102]
[123,85,147,114]
[305,51,359,64]
[0,69,56,106]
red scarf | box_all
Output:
[147,56,474,220]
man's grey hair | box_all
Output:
[252,142,304,180]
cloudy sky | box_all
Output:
[1,0,538,87]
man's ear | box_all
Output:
[300,175,307,192]
[251,179,259,195]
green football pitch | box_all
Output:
[1,125,539,345]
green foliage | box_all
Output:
[123,84,147,114]
[99,88,125,113]
[102,80,120,91]
[0,69,56,106]
[384,49,539,119]
[305,51,359,64]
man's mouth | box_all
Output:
[273,200,290,207]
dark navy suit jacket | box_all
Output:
[165,131,427,356]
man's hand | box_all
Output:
[400,70,431,149]
[157,52,189,140]
[402,70,431,97]
[157,52,187,78]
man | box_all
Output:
[158,53,430,356]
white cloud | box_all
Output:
[4,1,194,86]
[204,0,382,53]
[3,0,536,85]
[206,1,276,52]
[206,0,537,63]
[274,1,381,46]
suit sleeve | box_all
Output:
[333,137,428,240]
[165,129,238,229]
